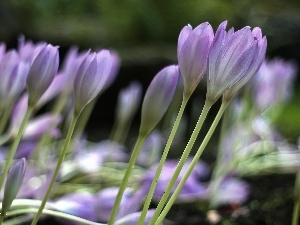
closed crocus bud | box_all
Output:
[73,50,113,115]
[207,21,267,103]
[116,81,142,123]
[1,158,26,216]
[178,22,214,96]
[26,44,59,106]
[139,65,179,137]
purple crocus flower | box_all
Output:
[178,22,214,96]
[115,81,142,124]
[1,158,26,216]
[209,177,249,206]
[21,113,62,140]
[96,187,133,222]
[0,50,30,108]
[53,192,98,224]
[140,159,209,202]
[26,44,59,106]
[207,21,267,102]
[253,58,297,111]
[73,50,115,115]
[0,43,6,62]
[18,37,47,65]
[139,65,179,136]
[114,210,161,225]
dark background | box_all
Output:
[1,0,300,145]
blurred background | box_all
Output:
[1,0,300,146]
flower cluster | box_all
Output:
[0,19,298,225]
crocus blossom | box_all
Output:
[139,65,179,136]
[207,21,267,102]
[253,58,297,110]
[26,44,59,106]
[0,51,29,108]
[1,158,26,216]
[73,50,115,115]
[178,22,214,96]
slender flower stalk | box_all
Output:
[292,170,300,225]
[139,23,214,224]
[137,94,189,225]
[108,65,179,225]
[31,49,116,225]
[148,99,213,225]
[154,99,230,225]
[0,106,33,191]
[30,115,79,225]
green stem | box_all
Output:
[3,214,32,225]
[149,98,213,225]
[138,94,189,225]
[73,98,96,138]
[7,208,103,225]
[155,101,229,225]
[0,105,12,135]
[30,115,79,225]
[0,106,33,190]
[31,88,69,162]
[111,117,127,144]
[107,134,147,225]
[292,170,300,225]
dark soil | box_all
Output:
[165,174,295,225]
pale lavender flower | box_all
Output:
[209,177,249,205]
[37,74,69,107]
[21,113,62,140]
[0,43,6,62]
[207,21,267,102]
[178,22,214,96]
[26,44,59,106]
[54,192,98,223]
[96,187,133,222]
[139,65,179,136]
[114,210,160,225]
[18,36,46,65]
[140,159,209,202]
[253,58,297,110]
[75,140,127,173]
[1,158,26,216]
[115,81,142,124]
[73,50,115,115]
[101,51,120,92]
[0,50,30,108]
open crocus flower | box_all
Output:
[207,21,267,103]
[178,22,214,96]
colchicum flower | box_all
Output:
[26,44,59,106]
[178,22,214,96]
[1,158,26,216]
[207,21,267,103]
[139,65,179,136]
[0,50,30,109]
[253,58,297,110]
[73,50,116,115]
